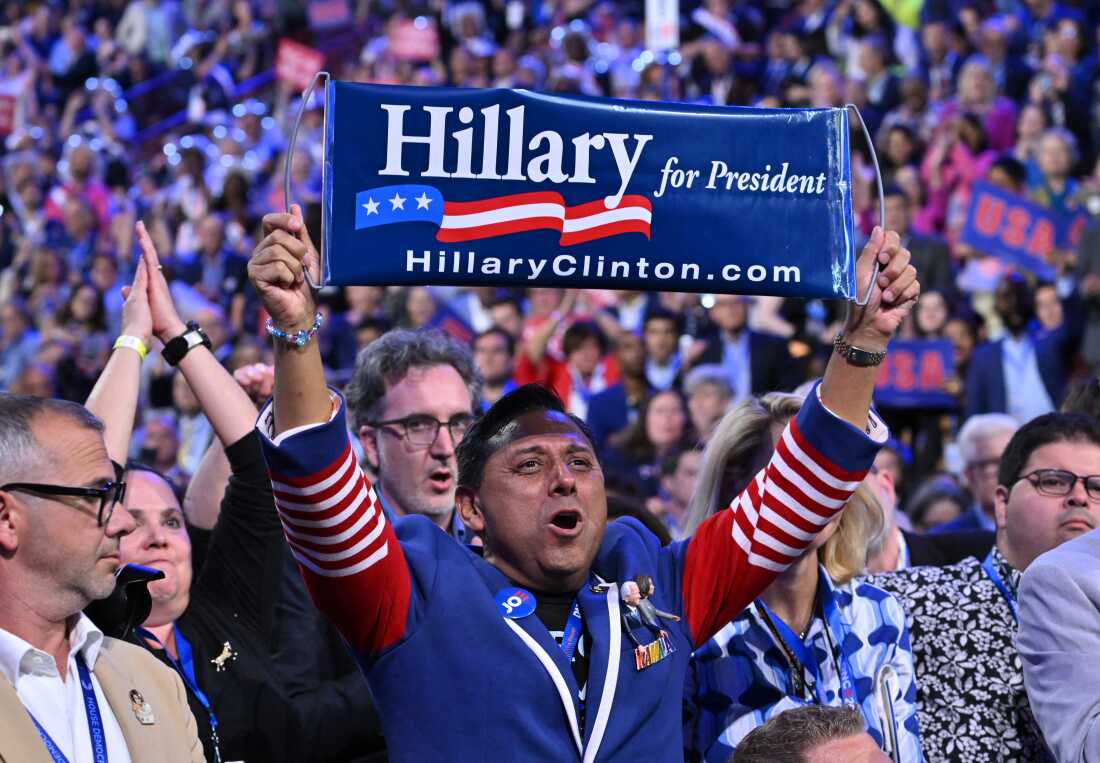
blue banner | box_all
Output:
[320,82,857,299]
[959,182,1087,281]
[873,339,957,410]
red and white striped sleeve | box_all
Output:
[680,383,887,647]
[257,392,411,656]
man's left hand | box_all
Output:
[843,226,919,352]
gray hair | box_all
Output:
[0,394,105,483]
[683,391,804,536]
[734,704,866,763]
[683,364,734,400]
[957,413,1018,465]
[344,328,483,431]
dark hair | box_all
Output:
[475,326,516,358]
[642,308,682,334]
[991,154,1028,187]
[905,474,968,529]
[344,328,482,431]
[456,384,595,490]
[883,183,908,203]
[617,389,693,464]
[997,412,1100,489]
[734,704,866,763]
[607,494,671,546]
[124,461,185,506]
[59,283,108,333]
[562,320,607,358]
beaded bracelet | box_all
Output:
[266,312,324,348]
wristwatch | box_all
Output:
[833,333,886,367]
[162,321,212,366]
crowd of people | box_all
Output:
[1,0,1100,761]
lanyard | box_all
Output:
[137,626,223,763]
[981,552,1019,624]
[559,597,584,661]
[756,569,859,705]
[28,654,108,763]
[816,569,858,704]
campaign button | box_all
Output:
[496,587,536,619]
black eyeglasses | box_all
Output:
[1017,469,1100,501]
[367,414,476,448]
[0,479,127,526]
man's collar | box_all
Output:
[0,613,105,687]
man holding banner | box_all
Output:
[246,200,917,760]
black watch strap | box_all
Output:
[163,321,212,366]
[833,333,886,367]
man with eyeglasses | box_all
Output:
[345,326,482,541]
[934,412,1018,534]
[867,411,1100,763]
[0,393,204,763]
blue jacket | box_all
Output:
[256,386,884,762]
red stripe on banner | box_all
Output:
[269,443,353,488]
[443,191,564,215]
[565,194,653,218]
[436,216,565,242]
[560,219,651,246]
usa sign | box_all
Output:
[874,339,957,410]
[960,182,1087,281]
[319,82,858,298]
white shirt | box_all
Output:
[0,614,132,763]
[1001,334,1055,424]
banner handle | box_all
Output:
[285,70,331,290]
[846,104,884,307]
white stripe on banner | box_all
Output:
[563,206,652,232]
[441,203,565,230]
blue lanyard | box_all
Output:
[816,569,859,704]
[560,597,583,661]
[981,552,1019,624]
[137,626,222,763]
[757,569,859,705]
[28,654,108,763]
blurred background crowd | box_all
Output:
[0,0,1097,551]
[2,0,1100,760]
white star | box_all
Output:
[389,192,406,211]
[362,197,379,215]
[415,192,433,210]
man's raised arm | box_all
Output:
[679,226,918,646]
[248,206,411,657]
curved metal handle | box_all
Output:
[285,70,331,290]
[845,103,885,307]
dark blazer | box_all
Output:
[904,528,995,567]
[693,330,803,395]
[906,233,955,295]
[964,321,1080,419]
[585,383,638,455]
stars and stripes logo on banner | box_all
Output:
[354,184,653,245]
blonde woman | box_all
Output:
[684,394,922,763]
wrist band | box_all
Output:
[113,335,147,360]
[266,312,324,348]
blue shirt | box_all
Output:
[687,568,922,762]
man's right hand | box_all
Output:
[249,203,319,332]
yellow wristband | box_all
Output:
[113,335,147,361]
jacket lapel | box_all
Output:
[94,642,151,763]
[578,582,621,763]
[0,677,53,763]
[471,558,584,756]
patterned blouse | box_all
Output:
[866,548,1054,762]
[686,566,922,763]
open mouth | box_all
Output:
[428,470,453,489]
[548,509,582,535]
